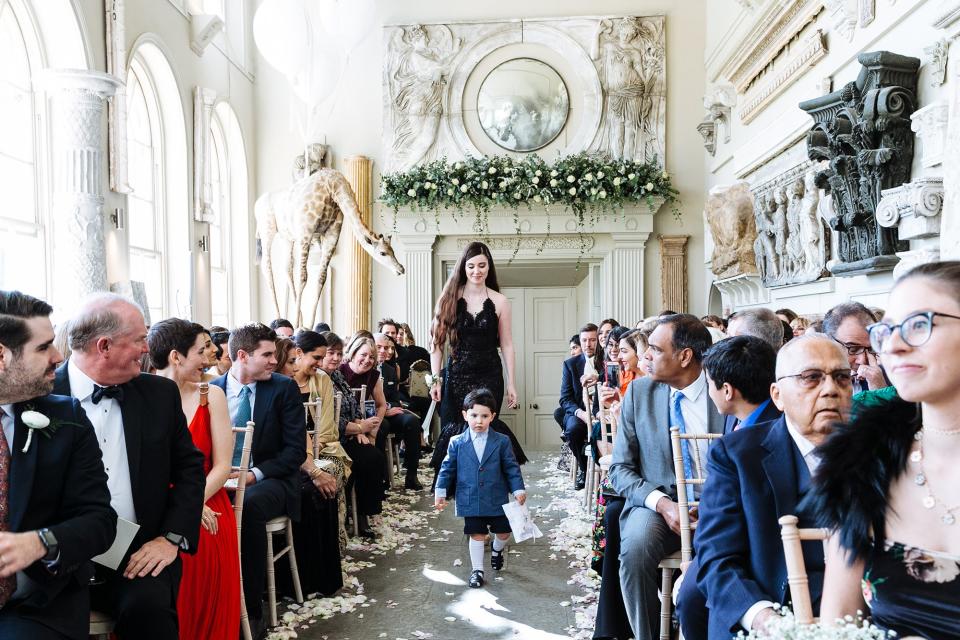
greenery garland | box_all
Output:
[380,154,680,236]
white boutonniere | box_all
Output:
[19,407,72,453]
[424,374,441,388]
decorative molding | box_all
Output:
[192,86,216,223]
[876,178,944,240]
[697,119,717,156]
[455,235,596,252]
[826,0,857,42]
[659,235,689,313]
[189,12,224,56]
[739,29,828,124]
[924,39,949,87]
[713,273,771,311]
[719,0,825,93]
[932,1,960,36]
[104,0,130,194]
[859,0,876,27]
[893,247,941,280]
[910,101,949,168]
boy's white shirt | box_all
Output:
[434,428,526,499]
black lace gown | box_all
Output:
[430,297,528,474]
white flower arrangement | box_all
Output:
[736,606,896,639]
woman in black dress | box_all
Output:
[428,241,527,481]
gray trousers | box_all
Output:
[618,504,681,640]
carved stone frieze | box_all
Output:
[751,162,831,286]
[800,50,919,276]
[705,182,759,279]
[739,29,828,124]
[827,0,857,42]
[876,177,944,240]
[910,102,949,168]
[924,39,949,87]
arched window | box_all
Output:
[126,57,167,323]
[208,101,250,327]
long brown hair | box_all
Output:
[431,241,500,350]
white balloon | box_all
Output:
[292,45,344,106]
[317,0,376,53]
[253,0,311,78]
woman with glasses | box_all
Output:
[808,261,960,639]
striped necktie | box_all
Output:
[232,385,251,466]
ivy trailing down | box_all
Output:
[380,153,680,238]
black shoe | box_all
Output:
[575,469,586,490]
[405,477,423,491]
[359,526,379,539]
[468,569,484,588]
[491,549,505,571]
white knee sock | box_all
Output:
[468,538,486,571]
[492,536,507,553]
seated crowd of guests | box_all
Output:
[0,287,432,640]
[565,265,959,640]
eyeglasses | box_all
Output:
[836,341,877,358]
[777,368,853,389]
[867,311,960,353]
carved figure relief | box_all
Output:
[385,24,461,172]
[751,164,831,287]
[705,181,759,280]
[590,16,666,164]
[800,51,919,275]
[255,163,405,327]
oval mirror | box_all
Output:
[477,58,569,152]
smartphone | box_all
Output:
[364,399,377,418]
[605,361,621,389]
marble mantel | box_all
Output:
[385,199,664,341]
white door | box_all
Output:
[500,286,576,448]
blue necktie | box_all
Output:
[671,390,695,503]
[233,385,251,466]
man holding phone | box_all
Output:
[559,323,602,489]
[822,302,887,393]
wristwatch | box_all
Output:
[163,532,189,551]
[37,528,58,561]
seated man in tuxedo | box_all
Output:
[678,335,852,639]
[559,323,602,489]
[0,291,115,640]
[211,323,305,637]
[608,314,723,640]
[53,293,205,640]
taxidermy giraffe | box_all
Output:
[254,167,405,327]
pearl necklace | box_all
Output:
[911,429,959,525]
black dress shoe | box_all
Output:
[468,569,484,588]
[405,477,424,490]
[575,469,586,490]
[359,526,379,539]
[491,549,505,571]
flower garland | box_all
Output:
[380,154,680,236]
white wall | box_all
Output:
[253,0,708,330]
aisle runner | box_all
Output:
[266,456,599,640]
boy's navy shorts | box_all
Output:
[463,515,511,535]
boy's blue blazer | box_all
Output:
[435,428,525,517]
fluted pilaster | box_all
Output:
[397,234,437,347]
[38,69,120,312]
[659,235,689,313]
[344,156,372,333]
[604,234,648,324]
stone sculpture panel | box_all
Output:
[705,181,759,280]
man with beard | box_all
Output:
[0,291,114,639]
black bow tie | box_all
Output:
[92,384,124,405]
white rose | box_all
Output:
[423,181,432,189]
[535,170,542,176]
[550,179,558,187]
[514,192,522,199]
[597,171,605,179]
[568,187,577,195]
[532,176,539,185]
[22,411,50,429]
[406,188,417,197]
[533,194,542,203]
[599,190,607,199]
[646,182,655,191]
[550,170,559,177]
[628,173,636,180]
[481,180,489,189]
[590,187,597,196]
[488,166,497,174]
[613,177,622,186]
[460,184,469,192]
[567,175,576,183]
[447,187,455,195]
[455,162,463,169]
[452,178,460,185]
[499,181,507,190]
[662,171,669,179]
[584,173,594,182]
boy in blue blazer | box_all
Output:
[435,388,526,588]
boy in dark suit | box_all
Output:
[435,388,525,589]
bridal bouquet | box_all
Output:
[736,607,896,639]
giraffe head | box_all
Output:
[367,233,405,275]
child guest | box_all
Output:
[435,388,526,588]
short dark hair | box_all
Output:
[228,323,276,360]
[294,329,328,353]
[781,319,793,344]
[313,322,331,333]
[599,318,620,330]
[462,388,498,413]
[608,325,631,348]
[703,335,777,405]
[0,290,53,357]
[657,313,712,362]
[320,331,343,350]
[377,318,399,332]
[658,309,678,316]
[579,323,598,335]
[569,334,581,346]
[270,318,294,331]
[275,337,296,372]
[775,308,799,323]
[147,318,207,369]
[822,302,876,338]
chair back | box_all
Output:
[230,421,255,640]
[407,360,432,398]
[778,515,829,625]
[352,384,371,418]
[304,398,323,459]
[597,405,618,457]
[334,391,342,428]
[669,426,723,562]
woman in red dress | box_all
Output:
[148,319,240,639]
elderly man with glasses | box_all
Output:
[678,334,852,639]
[822,302,887,393]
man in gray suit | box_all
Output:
[609,314,723,639]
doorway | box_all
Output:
[499,286,577,449]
